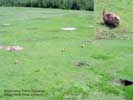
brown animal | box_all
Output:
[103,9,120,27]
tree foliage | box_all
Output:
[0,0,94,11]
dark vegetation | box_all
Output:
[0,0,94,11]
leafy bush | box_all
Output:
[0,0,94,11]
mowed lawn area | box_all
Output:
[95,0,133,100]
[0,0,133,99]
[0,7,95,100]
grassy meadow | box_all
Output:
[0,7,94,100]
[0,0,133,100]
[95,0,133,100]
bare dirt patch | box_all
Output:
[73,61,90,67]
[0,46,23,51]
[111,79,133,86]
[81,40,96,48]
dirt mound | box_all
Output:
[0,46,23,51]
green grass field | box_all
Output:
[0,0,133,100]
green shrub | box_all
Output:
[0,0,94,11]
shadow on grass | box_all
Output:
[98,22,117,29]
